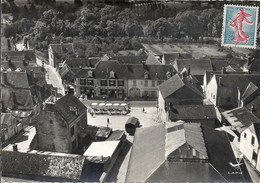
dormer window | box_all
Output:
[144,72,149,79]
[15,68,22,72]
[88,70,93,78]
[69,106,78,116]
[166,71,172,79]
[110,70,115,78]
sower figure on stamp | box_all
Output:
[230,8,253,44]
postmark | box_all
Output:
[222,4,259,49]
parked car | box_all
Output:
[125,117,140,135]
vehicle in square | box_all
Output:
[125,117,140,135]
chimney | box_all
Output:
[251,105,255,113]
[13,144,18,151]
[8,58,12,68]
[30,69,35,83]
[218,77,222,86]
[142,60,146,68]
[187,64,191,76]
[221,67,226,74]
[22,57,27,66]
[5,53,8,61]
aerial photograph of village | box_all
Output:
[1,0,260,182]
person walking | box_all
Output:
[143,107,145,113]
[107,118,110,128]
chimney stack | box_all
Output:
[221,67,226,74]
[30,69,35,83]
[13,144,18,151]
[251,105,255,113]
[8,58,12,68]
[5,53,8,61]
[187,64,191,76]
[218,77,222,86]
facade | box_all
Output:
[206,74,260,108]
[158,73,204,122]
[48,43,74,68]
[36,94,88,153]
[74,60,174,99]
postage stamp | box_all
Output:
[222,4,259,49]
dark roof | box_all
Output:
[1,113,18,126]
[158,74,204,99]
[175,59,213,75]
[106,130,125,141]
[65,58,99,69]
[145,53,161,65]
[168,105,217,121]
[110,55,148,64]
[59,64,77,83]
[2,151,85,180]
[222,107,260,134]
[1,71,30,89]
[253,123,260,144]
[95,126,112,138]
[163,52,192,64]
[202,126,252,182]
[165,123,208,159]
[241,82,259,102]
[245,59,260,73]
[126,124,165,182]
[146,161,225,182]
[245,95,260,119]
[210,57,245,71]
[50,43,74,55]
[2,50,36,64]
[46,94,87,124]
[75,61,174,80]
[215,74,260,94]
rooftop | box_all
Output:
[158,74,203,99]
[1,71,30,89]
[83,141,120,158]
[163,52,192,64]
[174,58,213,75]
[168,105,217,121]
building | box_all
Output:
[48,43,74,68]
[1,113,23,143]
[168,105,219,127]
[162,52,192,65]
[74,60,174,99]
[206,74,260,108]
[222,107,260,173]
[158,73,204,121]
[36,94,88,153]
[126,122,251,182]
[173,58,213,84]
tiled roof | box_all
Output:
[175,59,213,75]
[2,50,36,64]
[65,58,99,68]
[215,74,260,94]
[126,124,165,183]
[1,71,30,89]
[245,95,260,119]
[1,113,18,126]
[163,52,192,64]
[165,122,208,159]
[222,107,260,134]
[241,82,258,102]
[95,126,112,138]
[202,126,251,182]
[158,74,203,99]
[145,53,161,65]
[146,161,225,182]
[50,43,74,55]
[2,151,85,180]
[110,55,148,64]
[168,105,217,121]
[59,64,77,83]
[46,94,87,124]
[75,60,174,80]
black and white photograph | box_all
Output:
[1,0,260,182]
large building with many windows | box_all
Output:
[74,60,174,99]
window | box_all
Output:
[251,136,255,145]
[133,80,137,87]
[109,80,116,86]
[118,80,124,86]
[110,71,115,78]
[244,133,247,138]
[87,70,93,78]
[145,80,148,87]
[49,120,53,124]
[227,97,231,102]
[144,72,149,79]
[213,95,215,99]
[71,126,75,136]
[100,89,107,95]
[101,80,107,86]
[118,89,124,94]
[87,79,93,86]
[152,80,155,87]
[253,151,257,161]
[80,86,86,94]
[80,79,86,85]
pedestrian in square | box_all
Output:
[143,107,145,113]
[107,118,110,128]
